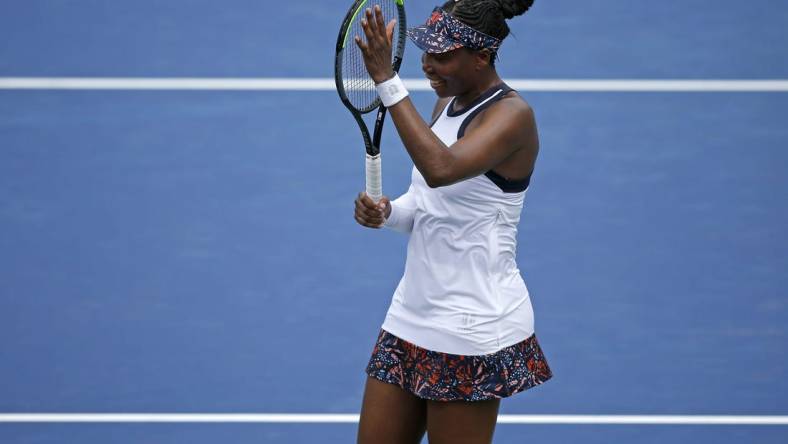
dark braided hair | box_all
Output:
[440,0,534,66]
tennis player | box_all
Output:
[354,1,552,443]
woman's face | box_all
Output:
[421,48,478,98]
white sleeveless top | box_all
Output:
[381,84,536,355]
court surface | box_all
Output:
[1,1,787,443]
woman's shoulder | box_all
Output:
[478,87,535,129]
[498,87,533,115]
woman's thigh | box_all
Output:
[357,376,427,444]
[426,398,501,444]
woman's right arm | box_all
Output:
[354,184,417,234]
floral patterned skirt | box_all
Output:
[365,328,552,402]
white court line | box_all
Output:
[1,77,788,92]
[1,414,787,425]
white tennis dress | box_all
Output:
[381,84,536,356]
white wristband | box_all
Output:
[375,73,409,108]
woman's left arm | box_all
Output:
[388,98,533,188]
[356,6,531,188]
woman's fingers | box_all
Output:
[354,34,368,52]
[355,7,394,84]
[365,7,378,34]
[356,196,385,219]
[359,191,384,209]
[374,5,386,33]
[355,209,385,228]
[386,19,396,44]
[361,7,389,47]
[360,12,374,43]
[355,192,386,228]
[355,213,384,228]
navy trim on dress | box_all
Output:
[485,169,531,192]
[447,84,504,117]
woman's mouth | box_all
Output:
[429,78,445,89]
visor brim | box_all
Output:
[406,25,464,54]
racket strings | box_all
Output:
[342,1,401,113]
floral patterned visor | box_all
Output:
[407,7,502,53]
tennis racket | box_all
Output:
[334,0,407,203]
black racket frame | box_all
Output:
[334,0,407,157]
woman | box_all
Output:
[353,1,552,443]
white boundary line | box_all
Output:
[1,77,788,92]
[1,414,787,425]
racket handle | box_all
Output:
[365,153,382,203]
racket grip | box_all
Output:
[365,153,382,203]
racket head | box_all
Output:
[334,0,407,115]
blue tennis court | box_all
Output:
[1,1,787,443]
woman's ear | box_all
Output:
[476,49,492,70]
